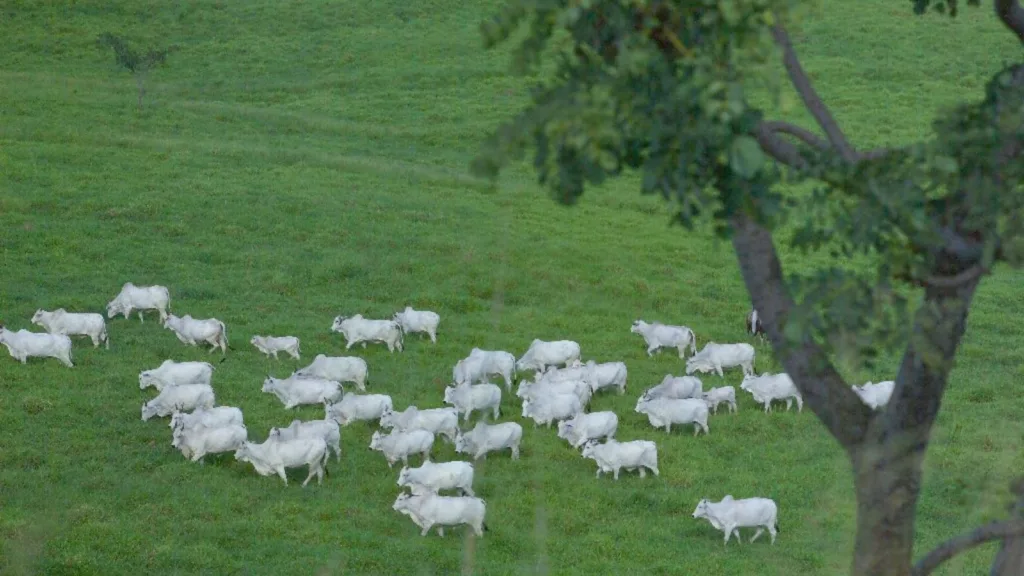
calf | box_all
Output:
[740,373,803,413]
[521,393,582,428]
[140,360,214,391]
[454,421,523,461]
[583,360,627,395]
[141,383,215,421]
[557,411,618,449]
[324,393,393,426]
[692,496,779,545]
[452,349,516,391]
[443,383,502,422]
[398,460,475,496]
[250,335,301,360]
[173,423,248,463]
[635,396,709,435]
[685,342,755,378]
[369,429,434,468]
[268,418,342,461]
[746,308,767,342]
[234,437,329,487]
[379,406,460,443]
[330,314,403,352]
[852,380,895,410]
[581,439,659,480]
[163,314,228,354]
[393,307,440,344]
[641,374,703,400]
[630,320,697,358]
[106,282,170,323]
[262,375,343,409]
[515,339,581,373]
[31,309,109,349]
[702,386,737,414]
[0,326,73,367]
[392,493,487,537]
[294,354,367,391]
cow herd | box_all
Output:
[2,285,897,544]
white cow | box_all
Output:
[106,282,170,323]
[702,386,738,414]
[521,393,583,428]
[443,383,502,422]
[170,406,244,439]
[330,314,403,352]
[141,383,215,421]
[162,314,228,354]
[140,360,214,391]
[294,354,368,391]
[173,423,248,463]
[685,342,755,378]
[392,493,487,537]
[635,396,709,435]
[250,335,301,360]
[393,307,440,344]
[518,378,593,407]
[398,460,475,496]
[515,339,581,373]
[369,429,434,468]
[379,406,460,443]
[268,418,342,461]
[581,439,659,480]
[630,320,697,358]
[740,373,803,413]
[692,496,779,545]
[534,361,589,384]
[641,374,703,400]
[31,309,109,349]
[324,393,393,426]
[234,436,329,486]
[852,380,895,410]
[583,360,627,395]
[262,375,343,409]
[454,421,523,460]
[0,326,73,367]
[557,411,618,449]
[452,349,516,391]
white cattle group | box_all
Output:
[9,279,907,547]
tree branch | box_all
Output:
[911,520,1024,576]
[729,213,872,451]
[921,263,988,288]
[995,0,1024,43]
[754,122,811,169]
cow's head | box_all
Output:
[249,335,260,346]
[685,357,713,375]
[369,431,384,451]
[261,377,277,393]
[692,499,711,519]
[141,401,156,421]
[30,309,45,325]
[234,442,253,462]
[556,420,573,440]
[634,396,650,413]
[392,492,413,512]
[580,439,600,458]
[330,316,346,332]
[454,432,469,453]
[630,320,647,334]
[105,300,120,318]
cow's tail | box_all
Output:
[102,326,110,350]
[688,329,697,355]
[218,321,229,352]
[321,445,331,476]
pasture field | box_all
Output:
[1,1,1022,574]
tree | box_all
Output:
[96,33,176,109]
[471,0,1024,574]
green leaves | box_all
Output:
[728,135,765,178]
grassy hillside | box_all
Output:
[1,1,1021,574]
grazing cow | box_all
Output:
[141,383,215,421]
[392,493,487,537]
[630,320,697,358]
[635,396,709,435]
[106,283,170,323]
[454,421,523,461]
[557,411,618,449]
[581,439,659,480]
[515,339,581,373]
[702,386,738,414]
[31,309,109,349]
[393,307,440,344]
[140,360,214,391]
[170,406,244,440]
[0,326,73,367]
[379,406,460,443]
[746,309,767,342]
[641,374,703,400]
[162,314,228,354]
[583,360,627,395]
[330,314,403,352]
[521,393,583,428]
[369,429,434,468]
[250,335,301,360]
[262,375,343,410]
[740,373,803,413]
[443,383,502,422]
[234,436,329,487]
[852,380,895,410]
[324,393,393,426]
[398,460,475,496]
[452,349,516,391]
[685,342,756,378]
[173,423,248,464]
[294,354,367,391]
[268,418,342,461]
[692,496,779,545]
[517,378,592,408]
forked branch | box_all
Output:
[911,520,1024,576]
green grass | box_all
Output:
[1,1,1022,574]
